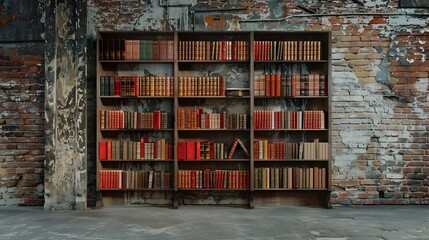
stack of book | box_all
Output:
[99,39,174,60]
[100,76,174,97]
[99,137,173,160]
[254,167,326,189]
[178,170,249,189]
[178,40,249,61]
[178,76,225,96]
[254,40,321,61]
[254,73,327,97]
[253,110,325,129]
[99,170,171,189]
[253,139,329,160]
[177,110,247,130]
[99,110,170,130]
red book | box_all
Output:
[215,171,220,189]
[265,74,270,97]
[227,138,240,159]
[254,41,258,60]
[100,171,105,189]
[186,141,195,160]
[140,137,148,159]
[153,140,158,160]
[210,142,215,159]
[275,73,281,96]
[153,110,161,129]
[205,113,210,129]
[107,141,112,160]
[191,170,196,189]
[195,141,201,160]
[256,111,260,129]
[270,73,276,96]
[99,141,107,160]
[221,40,226,60]
[205,169,210,188]
[114,76,120,96]
[177,142,187,160]
[220,76,225,96]
[134,76,139,96]
[253,141,258,159]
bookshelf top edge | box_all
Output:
[97,31,331,38]
[97,30,331,33]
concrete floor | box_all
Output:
[0,205,428,240]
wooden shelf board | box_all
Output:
[254,159,329,162]
[254,96,328,99]
[254,60,328,63]
[100,128,174,132]
[101,96,174,99]
[100,188,174,191]
[254,129,328,131]
[179,96,250,99]
[178,129,250,132]
[178,60,249,63]
[100,159,174,162]
[178,159,250,162]
[100,60,174,63]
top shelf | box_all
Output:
[178,60,249,63]
[99,60,174,63]
[254,60,329,63]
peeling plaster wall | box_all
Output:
[87,0,429,205]
[44,0,87,210]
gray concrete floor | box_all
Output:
[0,205,428,240]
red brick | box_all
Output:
[410,192,426,198]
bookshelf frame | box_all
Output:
[96,31,332,208]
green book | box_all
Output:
[100,76,105,96]
[146,40,151,60]
[109,76,114,96]
[139,40,145,60]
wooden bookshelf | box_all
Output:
[96,31,176,207]
[96,31,331,208]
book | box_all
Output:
[227,138,240,159]
[237,139,250,158]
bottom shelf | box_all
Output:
[253,190,330,208]
[98,189,174,207]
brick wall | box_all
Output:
[330,25,428,205]
[0,43,45,206]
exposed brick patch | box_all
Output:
[0,44,45,206]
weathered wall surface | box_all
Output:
[44,0,87,210]
[87,0,429,205]
[0,0,44,41]
[0,0,45,206]
[1,0,428,207]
